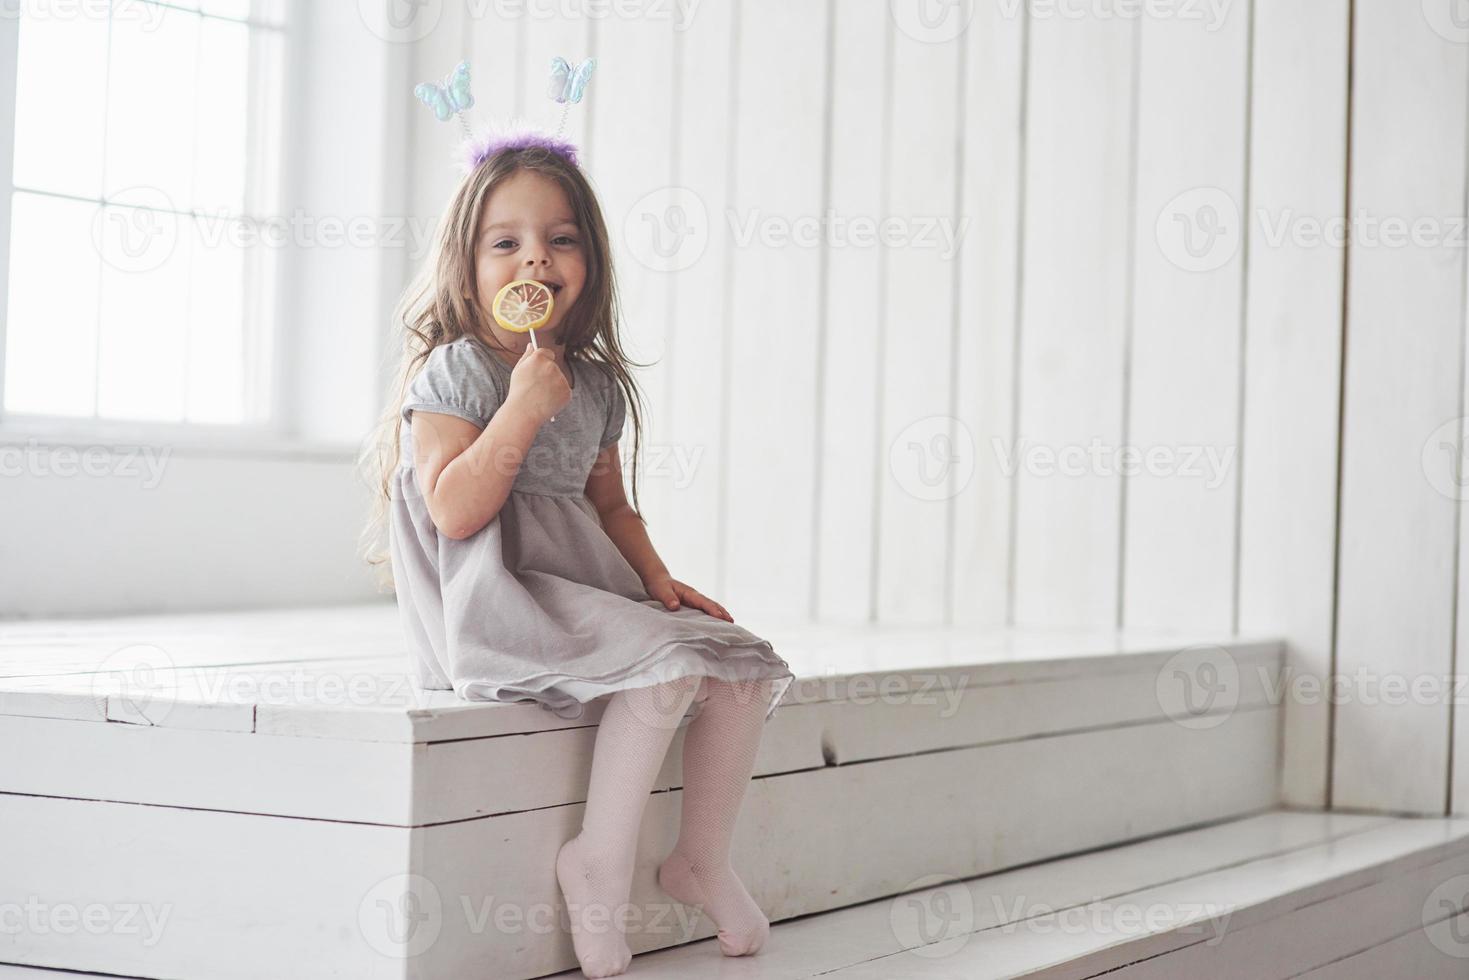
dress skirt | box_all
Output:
[390,472,795,723]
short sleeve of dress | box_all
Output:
[600,372,627,450]
[401,341,504,428]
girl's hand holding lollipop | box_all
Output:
[507,341,571,426]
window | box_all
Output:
[1,0,287,427]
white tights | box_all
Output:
[555,674,774,977]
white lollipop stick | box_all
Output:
[533,331,555,421]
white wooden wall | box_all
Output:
[1012,5,1134,629]
[1337,0,1467,817]
[396,1,1469,816]
[1237,0,1348,817]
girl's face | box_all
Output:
[473,169,587,351]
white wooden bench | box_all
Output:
[0,603,1284,979]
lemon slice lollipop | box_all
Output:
[492,279,554,349]
[492,278,559,420]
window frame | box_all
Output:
[0,0,317,456]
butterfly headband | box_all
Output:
[413,56,597,172]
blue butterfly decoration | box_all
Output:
[415,60,475,122]
[547,56,596,105]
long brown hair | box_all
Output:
[356,145,649,591]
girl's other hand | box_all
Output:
[507,346,572,423]
[644,574,734,623]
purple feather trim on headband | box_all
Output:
[462,131,580,170]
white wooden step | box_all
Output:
[4,811,1457,980]
[0,602,1285,979]
[567,809,1469,980]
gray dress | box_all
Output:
[388,335,794,723]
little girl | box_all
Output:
[360,136,795,978]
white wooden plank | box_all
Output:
[0,654,413,730]
[263,634,1283,744]
[0,644,391,682]
[0,597,1282,725]
[1237,0,1348,811]
[1011,8,1134,628]
[799,631,1282,730]
[1299,911,1469,979]
[0,690,107,724]
[816,663,1280,766]
[419,708,1280,977]
[0,601,402,675]
[1459,315,1469,810]
[256,686,602,741]
[0,716,419,824]
[815,0,887,624]
[0,795,410,980]
[11,807,1457,980]
[413,703,825,824]
[951,0,1025,629]
[0,652,399,698]
[874,2,964,625]
[0,641,1278,824]
[1123,8,1250,631]
[1102,842,1469,979]
[657,0,739,595]
[0,708,814,827]
[0,621,1283,740]
[106,696,254,732]
[821,815,1469,979]
[414,645,1281,823]
[0,717,1281,980]
[1455,20,1469,818]
[1335,0,1467,814]
[585,12,676,554]
[601,811,1395,980]
[721,0,827,617]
